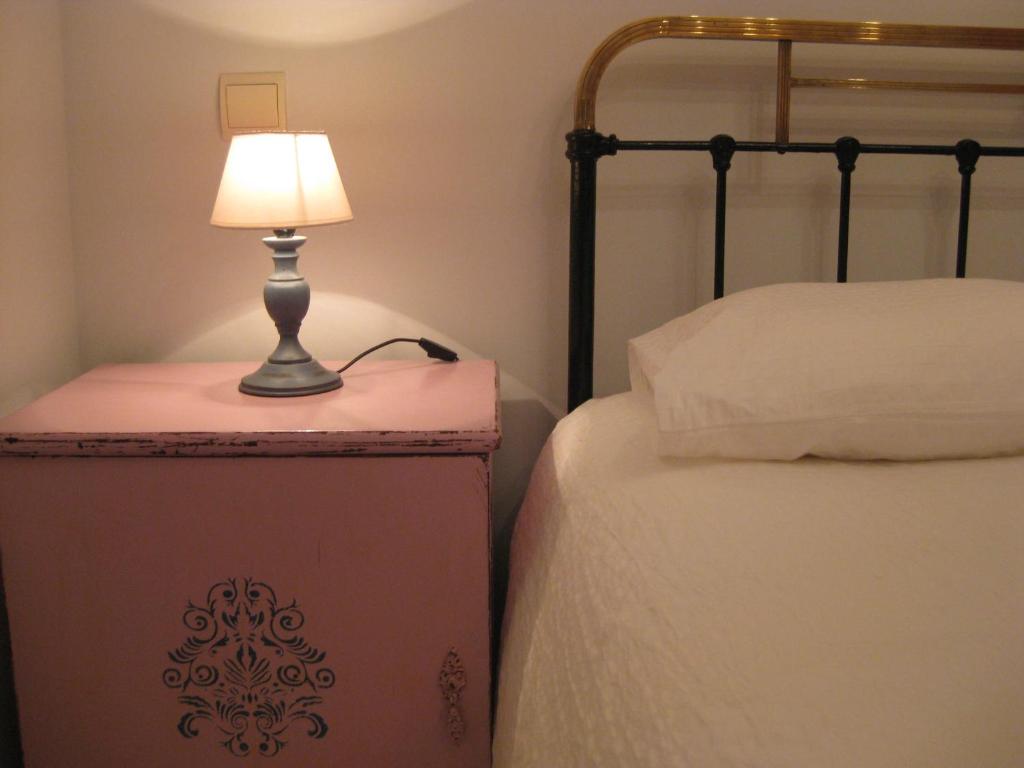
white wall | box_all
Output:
[57,0,1024,559]
[591,6,1024,394]
[0,0,79,415]
[0,0,1015,573]
[1,0,1022,752]
[0,0,1011,585]
[0,0,79,757]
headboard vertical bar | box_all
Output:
[710,135,737,300]
[954,139,982,278]
[713,171,727,299]
[837,173,852,282]
[776,41,793,144]
[835,137,861,282]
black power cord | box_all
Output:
[336,337,459,375]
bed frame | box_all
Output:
[566,16,1024,410]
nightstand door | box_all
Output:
[0,455,491,768]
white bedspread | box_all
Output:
[494,391,1024,767]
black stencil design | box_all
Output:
[163,578,334,757]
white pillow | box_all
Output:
[629,279,1024,461]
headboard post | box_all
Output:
[566,129,617,411]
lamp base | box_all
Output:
[239,359,342,397]
[238,231,341,398]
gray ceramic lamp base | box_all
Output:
[240,231,342,398]
[239,359,341,397]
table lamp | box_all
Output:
[211,131,352,396]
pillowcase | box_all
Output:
[628,279,1024,461]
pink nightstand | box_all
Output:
[0,360,500,767]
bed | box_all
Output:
[494,16,1024,767]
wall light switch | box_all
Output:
[219,72,286,139]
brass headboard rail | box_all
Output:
[574,16,1024,141]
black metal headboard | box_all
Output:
[566,16,1024,411]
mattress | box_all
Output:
[493,391,1024,767]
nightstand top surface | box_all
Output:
[0,360,500,457]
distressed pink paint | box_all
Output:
[0,360,501,456]
[0,361,499,767]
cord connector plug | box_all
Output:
[418,338,459,362]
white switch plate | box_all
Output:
[219,72,287,139]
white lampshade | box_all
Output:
[210,131,353,229]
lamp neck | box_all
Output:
[262,233,307,282]
[273,228,297,238]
